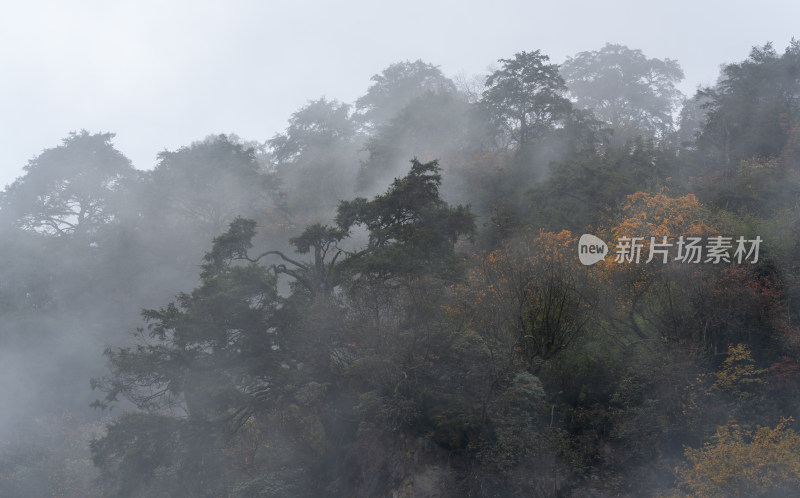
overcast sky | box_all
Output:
[1,0,797,188]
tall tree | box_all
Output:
[337,158,476,282]
[560,44,684,143]
[695,41,800,170]
[355,60,457,129]
[149,134,277,237]
[269,98,361,222]
[269,98,357,163]
[482,50,573,149]
[91,218,288,496]
[526,138,676,232]
[91,159,477,496]
[1,130,137,237]
[357,90,489,193]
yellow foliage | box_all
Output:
[675,418,800,497]
[589,191,718,332]
[445,229,586,363]
[711,344,767,398]
[612,191,714,241]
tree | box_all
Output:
[1,130,137,237]
[91,218,292,496]
[262,222,347,302]
[90,159,477,496]
[526,139,676,232]
[148,134,277,237]
[268,98,361,222]
[269,98,357,163]
[355,60,457,129]
[695,41,800,170]
[482,50,573,148]
[676,418,800,496]
[94,218,283,412]
[452,230,591,369]
[356,90,490,194]
[560,44,684,143]
[592,191,715,343]
[337,158,476,282]
[675,93,711,148]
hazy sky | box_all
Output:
[1,0,797,188]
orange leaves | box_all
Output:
[595,191,715,278]
[676,418,800,496]
[611,191,714,242]
[446,229,589,364]
[475,229,579,302]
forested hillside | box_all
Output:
[2,41,800,497]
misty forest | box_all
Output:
[3,41,800,497]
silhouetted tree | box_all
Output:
[1,130,137,237]
[148,134,276,237]
[561,44,684,143]
[482,50,573,149]
[696,41,800,170]
[355,60,457,129]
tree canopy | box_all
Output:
[355,60,457,128]
[695,41,800,170]
[1,130,137,237]
[482,50,573,148]
[561,43,685,143]
[4,40,800,497]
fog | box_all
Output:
[0,4,799,497]
[2,0,799,188]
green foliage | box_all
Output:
[692,157,800,216]
[90,413,181,497]
[8,41,800,497]
[696,41,800,170]
[0,130,137,237]
[528,139,675,231]
[95,222,281,414]
[149,134,276,236]
[355,60,457,128]
[337,158,475,282]
[357,90,487,193]
[90,219,287,495]
[289,223,346,255]
[0,413,103,498]
[482,50,573,147]
[268,98,362,221]
[479,372,547,473]
[711,344,767,399]
[561,43,685,142]
[268,98,357,163]
[201,217,258,275]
